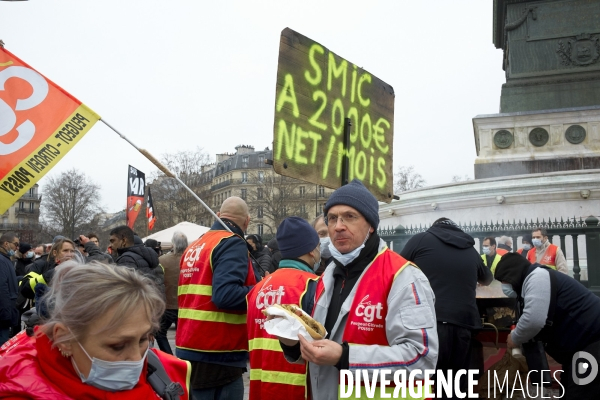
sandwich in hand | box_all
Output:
[263,304,326,340]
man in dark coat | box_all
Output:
[109,225,164,292]
[401,217,493,398]
[246,234,271,276]
[0,232,19,345]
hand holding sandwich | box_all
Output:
[298,334,343,366]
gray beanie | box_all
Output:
[324,179,379,229]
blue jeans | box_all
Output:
[0,327,10,346]
[192,376,244,400]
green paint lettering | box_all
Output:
[336,143,355,181]
[277,74,300,117]
[355,151,367,180]
[309,91,327,131]
[351,64,358,103]
[373,117,390,154]
[357,73,371,107]
[308,131,322,163]
[275,119,296,160]
[360,113,372,148]
[323,136,336,179]
[347,107,359,143]
[327,53,347,97]
[305,44,324,85]
[376,157,386,189]
[294,127,309,164]
[331,98,344,135]
[369,154,374,185]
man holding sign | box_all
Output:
[277,180,438,400]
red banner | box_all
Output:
[147,187,156,231]
[0,47,100,214]
[126,165,145,229]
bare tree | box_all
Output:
[451,174,472,183]
[246,169,315,234]
[394,165,426,193]
[40,169,103,239]
[149,147,212,230]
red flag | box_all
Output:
[0,46,100,214]
[146,187,156,231]
[126,165,145,229]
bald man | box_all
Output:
[176,196,259,400]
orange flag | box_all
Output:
[0,47,100,214]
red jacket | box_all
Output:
[0,330,190,399]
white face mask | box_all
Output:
[532,238,543,248]
[482,246,490,255]
[319,237,332,259]
[328,229,371,266]
[522,244,532,251]
[72,341,148,391]
[311,248,321,271]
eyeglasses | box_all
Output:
[324,212,361,226]
[12,241,19,247]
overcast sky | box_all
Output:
[1,0,504,213]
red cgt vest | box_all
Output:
[247,268,317,400]
[176,230,256,353]
[527,243,558,270]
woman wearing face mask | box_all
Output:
[495,253,600,398]
[0,261,191,399]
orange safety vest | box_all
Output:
[496,248,508,256]
[247,268,317,400]
[176,230,257,353]
[314,249,432,400]
[152,349,192,399]
[527,243,558,270]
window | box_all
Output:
[257,187,263,199]
[257,206,263,218]
[241,189,247,200]
[228,191,231,198]
[29,203,34,211]
[318,186,325,197]
[18,201,24,210]
[258,171,264,182]
[299,186,305,198]
[242,172,248,183]
[258,155,264,166]
[242,156,249,168]
[282,205,287,216]
[257,224,263,236]
[300,204,306,214]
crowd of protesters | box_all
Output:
[0,179,598,399]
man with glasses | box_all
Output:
[0,232,19,345]
[277,179,438,399]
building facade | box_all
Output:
[0,184,42,245]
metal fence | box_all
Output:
[378,216,600,295]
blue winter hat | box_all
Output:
[324,179,379,229]
[276,217,319,259]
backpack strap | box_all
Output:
[147,350,184,400]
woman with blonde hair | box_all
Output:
[0,261,190,399]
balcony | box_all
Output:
[16,208,40,217]
[210,179,231,191]
[19,193,42,201]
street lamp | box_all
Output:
[68,187,78,239]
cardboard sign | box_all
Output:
[272,28,395,202]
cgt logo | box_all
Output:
[0,66,49,155]
[572,351,598,386]
[355,295,383,323]
[255,277,285,309]
[183,243,205,268]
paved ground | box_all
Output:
[161,325,250,399]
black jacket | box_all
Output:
[401,223,493,330]
[84,242,114,264]
[250,246,272,276]
[116,244,165,293]
[14,257,33,277]
[0,251,19,328]
[267,238,281,272]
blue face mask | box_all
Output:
[482,246,490,255]
[502,283,517,298]
[532,238,543,248]
[522,244,532,251]
[328,230,371,266]
[319,237,332,260]
[7,249,15,257]
[72,341,148,391]
[25,251,35,259]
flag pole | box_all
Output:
[101,119,232,233]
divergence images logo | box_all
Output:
[572,351,598,385]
